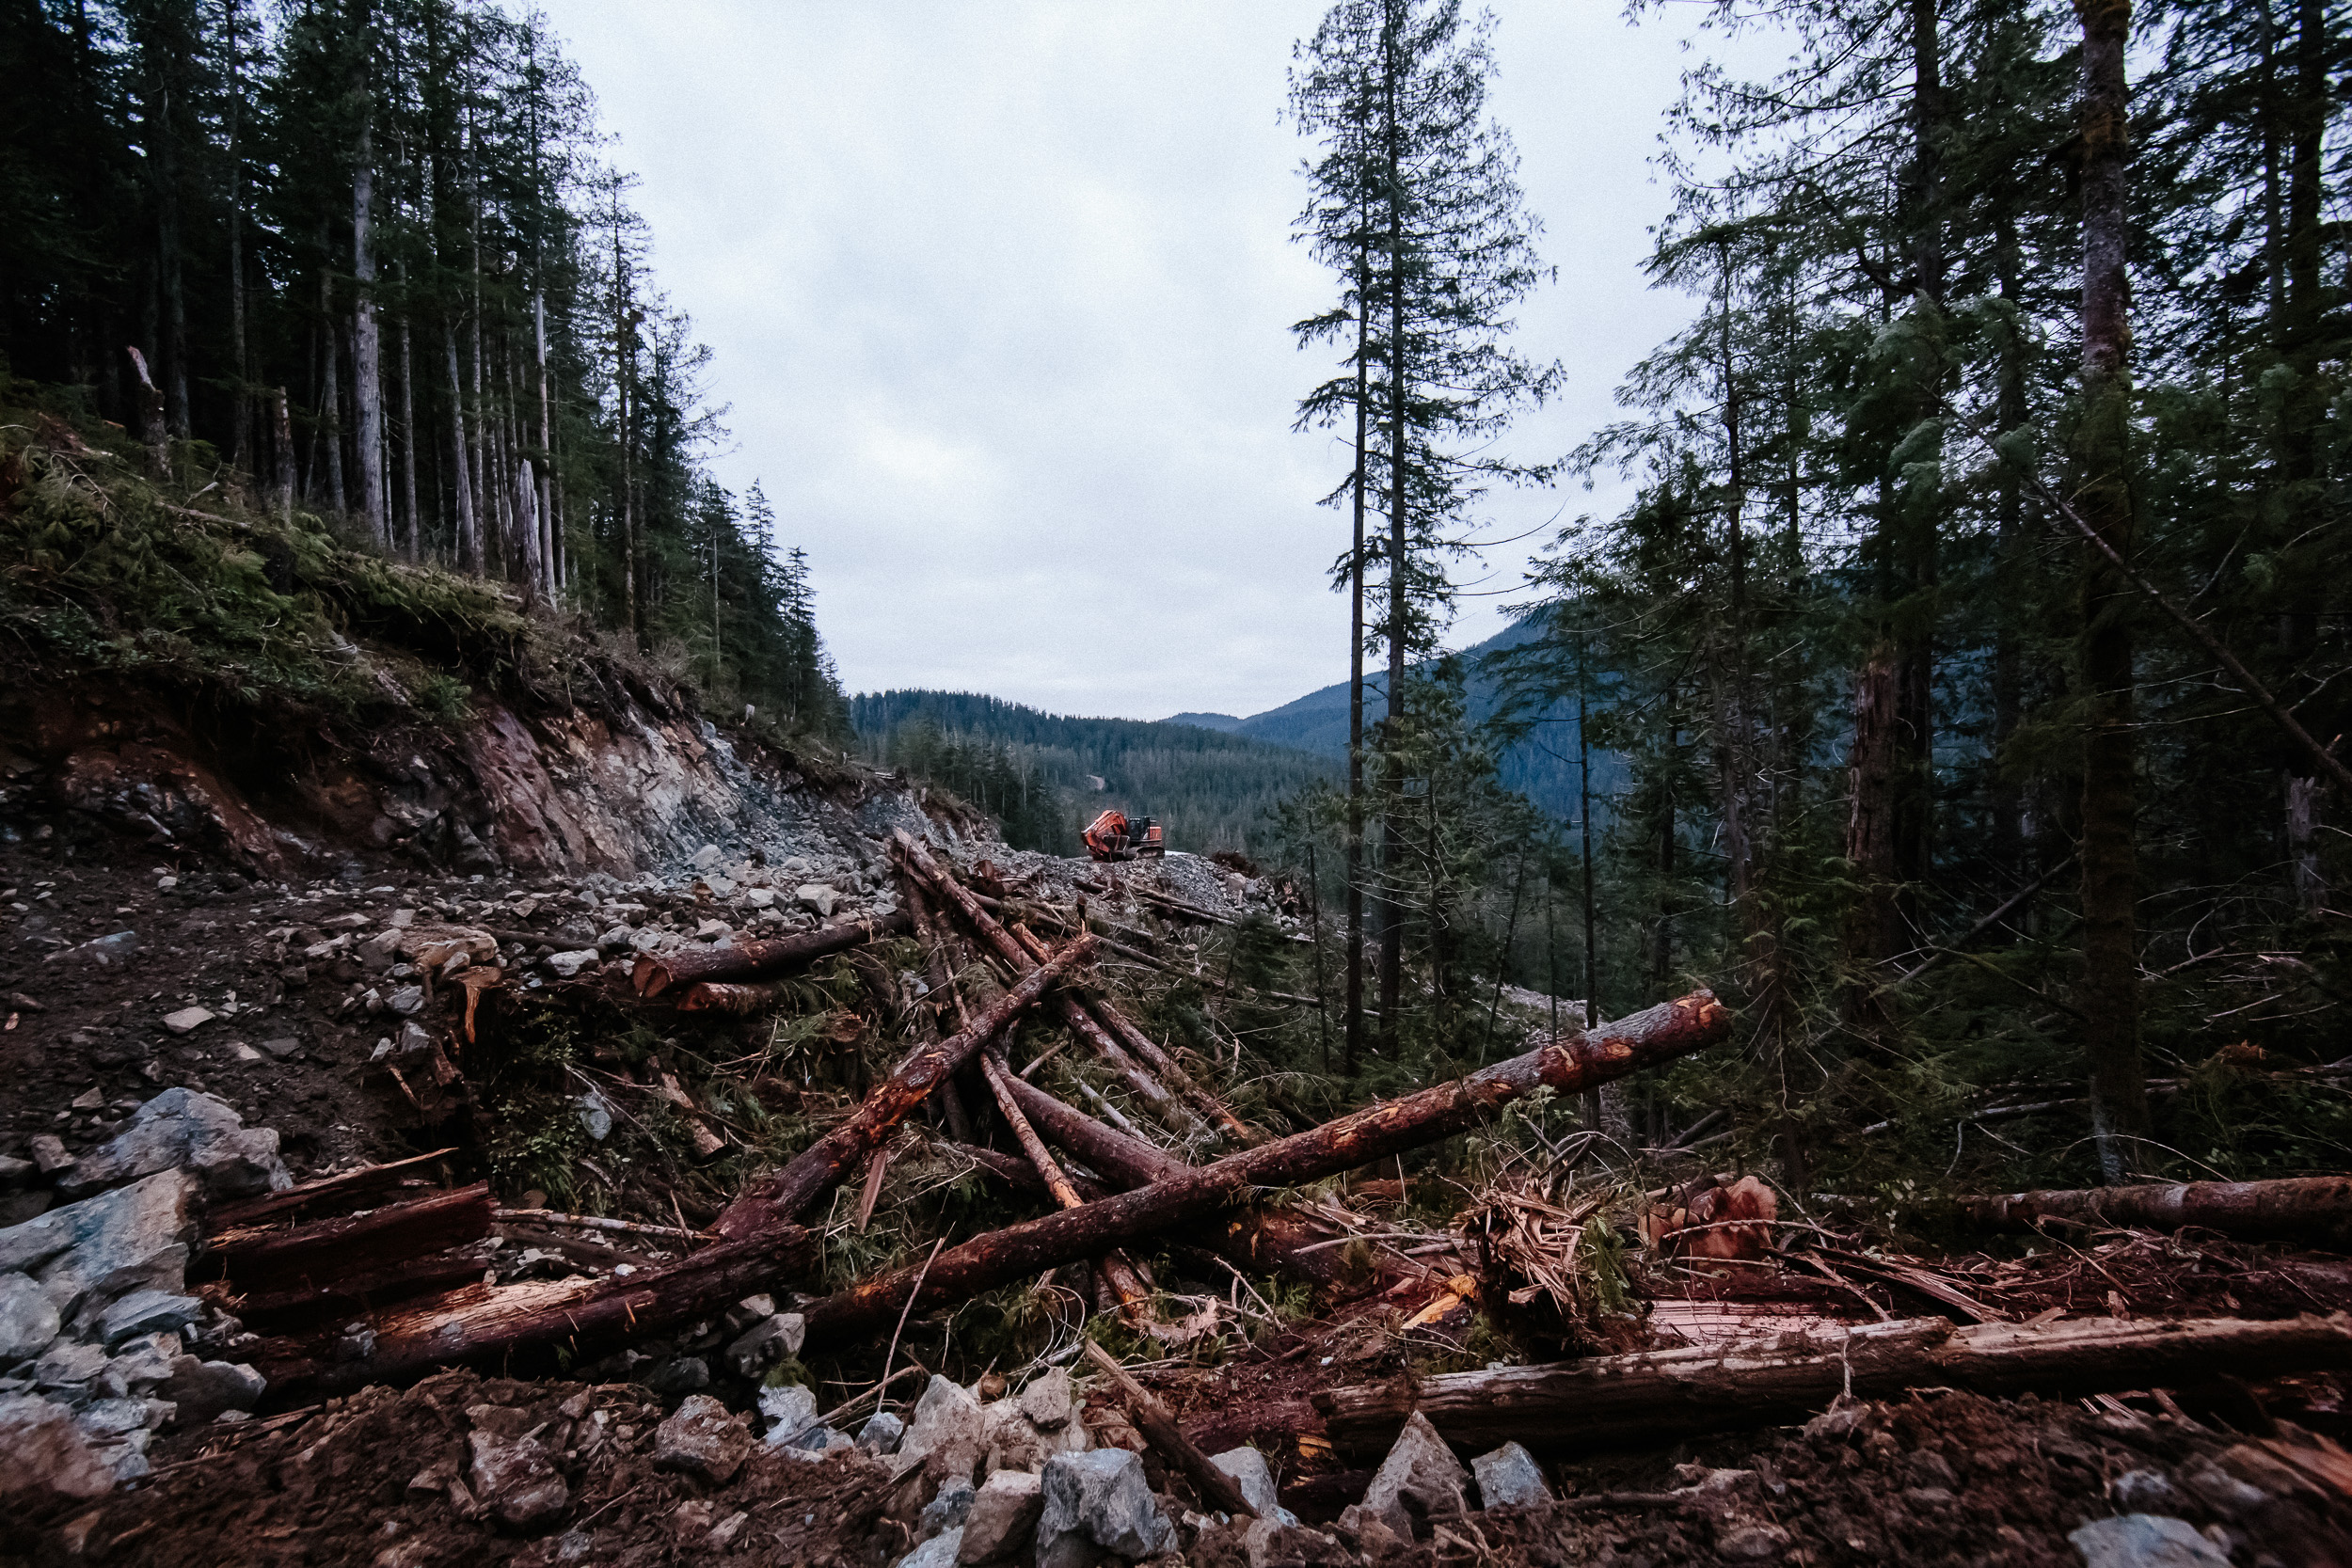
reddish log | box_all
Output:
[217,1253,492,1334]
[1961,1175,2352,1249]
[710,932,1099,1238]
[675,980,792,1014]
[978,1045,1152,1317]
[800,990,1730,1350]
[205,1183,495,1296]
[206,1148,459,1231]
[631,911,913,998]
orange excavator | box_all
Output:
[1082,810,1165,862]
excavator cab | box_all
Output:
[1082,810,1165,862]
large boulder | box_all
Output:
[0,1395,116,1501]
[56,1089,289,1201]
[1341,1411,1470,1541]
[0,1170,197,1329]
[1035,1449,1174,1568]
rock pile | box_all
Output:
[0,1088,280,1500]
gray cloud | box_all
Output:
[547,1,1751,719]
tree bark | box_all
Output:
[632,911,912,998]
[1316,1313,2352,1456]
[352,35,387,546]
[1961,1175,2352,1248]
[978,1046,1152,1317]
[203,1182,492,1296]
[445,319,478,571]
[710,932,1099,1238]
[2075,0,2147,1180]
[207,1147,459,1231]
[250,1227,816,1408]
[799,991,1730,1351]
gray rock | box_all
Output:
[724,1311,805,1378]
[468,1428,570,1529]
[1017,1367,1074,1432]
[99,1289,200,1347]
[654,1392,754,1484]
[2069,1514,2232,1568]
[157,1356,264,1425]
[27,1136,73,1177]
[922,1475,977,1537]
[902,1373,987,1487]
[1470,1442,1552,1510]
[545,950,598,979]
[758,1381,820,1447]
[2181,1458,2269,1518]
[1355,1411,1470,1539]
[56,1089,288,1201]
[2111,1469,2185,1513]
[723,1294,778,1335]
[260,1036,305,1061]
[1209,1446,1297,1524]
[796,883,839,918]
[958,1469,1042,1563]
[0,1157,37,1193]
[394,1023,429,1056]
[72,1396,171,1440]
[981,1395,1087,1475]
[33,1340,109,1391]
[0,1272,60,1365]
[0,1394,114,1500]
[6,1170,197,1326]
[896,1526,963,1568]
[859,1409,906,1455]
[574,1091,612,1140]
[691,844,723,869]
[72,931,141,967]
[643,1355,708,1395]
[106,1333,183,1392]
[161,1006,215,1036]
[1036,1449,1174,1568]
[387,986,426,1016]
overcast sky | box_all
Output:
[546,2,1753,721]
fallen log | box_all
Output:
[206,1148,459,1231]
[953,1142,1110,1204]
[978,1045,1152,1318]
[1960,1175,2352,1249]
[893,834,1204,1134]
[631,911,913,998]
[204,1182,495,1296]
[675,979,794,1014]
[251,1225,818,1407]
[710,931,1099,1239]
[799,990,1730,1350]
[215,1251,491,1334]
[1315,1311,2352,1456]
[1084,1340,1257,1518]
[901,879,977,1142]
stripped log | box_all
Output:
[1961,1175,2352,1249]
[217,1252,490,1334]
[205,1183,494,1296]
[800,990,1730,1350]
[978,1045,1153,1317]
[901,877,976,1142]
[893,833,1203,1133]
[1084,1340,1257,1518]
[250,1226,818,1408]
[631,911,912,998]
[710,931,1099,1239]
[954,1142,1110,1204]
[207,1148,459,1231]
[1315,1312,2352,1456]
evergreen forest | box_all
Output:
[0,0,848,734]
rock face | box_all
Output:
[956,1469,1042,1564]
[1035,1449,1175,1568]
[1343,1411,1470,1541]
[0,1394,116,1500]
[55,1089,290,1201]
[467,1428,570,1529]
[655,1393,754,1484]
[1470,1441,1552,1509]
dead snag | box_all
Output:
[978,1046,1154,1318]
[250,1226,818,1408]
[1315,1312,2352,1457]
[631,911,913,998]
[799,990,1731,1350]
[1960,1175,2352,1249]
[205,1182,495,1297]
[710,932,1100,1239]
[892,833,1202,1133]
[1083,1341,1257,1518]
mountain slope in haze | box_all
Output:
[1164,617,1618,822]
[850,690,1334,857]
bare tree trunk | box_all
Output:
[354,139,386,544]
[272,386,294,520]
[224,0,250,473]
[2075,0,2148,1181]
[445,319,479,573]
[319,265,346,515]
[1844,645,1903,1035]
[1963,1173,2352,1247]
[399,297,420,560]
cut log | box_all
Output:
[1315,1312,2352,1456]
[206,1148,459,1231]
[893,834,1203,1134]
[631,911,913,998]
[800,990,1730,1350]
[953,1142,1110,1204]
[999,1074,1187,1187]
[978,1045,1152,1318]
[1960,1175,2352,1249]
[901,878,977,1143]
[1083,1340,1258,1518]
[675,979,795,1014]
[205,1182,495,1296]
[710,931,1099,1238]
[250,1225,818,1407]
[215,1252,491,1334]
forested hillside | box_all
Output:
[0,0,847,734]
[850,689,1334,857]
